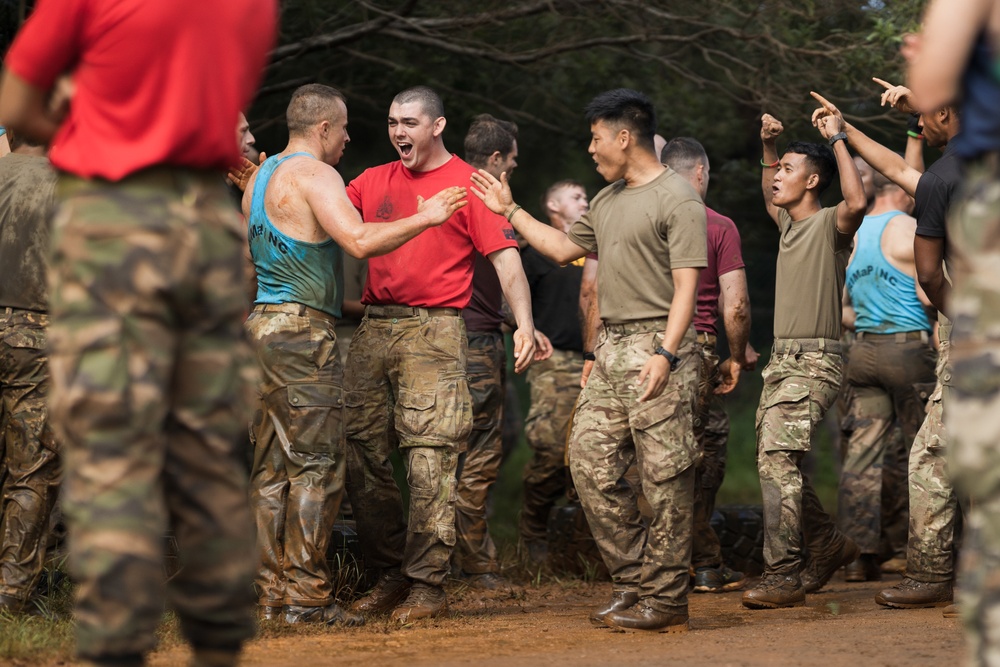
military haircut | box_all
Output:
[661,137,709,175]
[286,84,346,136]
[540,179,585,217]
[463,113,518,169]
[392,85,445,121]
[584,88,657,153]
[784,141,837,194]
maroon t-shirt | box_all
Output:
[693,207,745,336]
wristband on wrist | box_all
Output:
[907,130,925,140]
[505,204,522,222]
[654,346,681,371]
[760,158,780,168]
[828,131,848,146]
[582,352,596,361]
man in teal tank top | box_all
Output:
[838,168,936,583]
[241,84,466,626]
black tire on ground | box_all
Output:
[710,504,765,577]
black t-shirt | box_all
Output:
[462,252,504,333]
[914,146,962,239]
[521,246,584,352]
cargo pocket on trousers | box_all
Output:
[631,390,696,478]
[757,383,812,452]
[286,383,343,455]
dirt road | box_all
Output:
[149,574,965,667]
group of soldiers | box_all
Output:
[0,0,998,666]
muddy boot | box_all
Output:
[801,535,860,593]
[693,564,748,593]
[603,603,689,633]
[284,602,365,626]
[390,583,447,622]
[874,577,953,609]
[350,569,411,615]
[844,555,881,582]
[457,571,514,592]
[589,590,640,627]
[257,605,281,622]
[742,573,806,609]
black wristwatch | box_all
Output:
[828,131,848,147]
[654,346,681,371]
[582,352,596,361]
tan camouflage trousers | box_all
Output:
[0,309,60,602]
[245,303,345,609]
[520,347,583,543]
[691,335,731,569]
[569,320,699,612]
[454,330,504,575]
[344,309,472,586]
[48,170,257,660]
[945,157,1000,666]
[906,336,958,582]
[756,342,843,575]
[837,334,936,555]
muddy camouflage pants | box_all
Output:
[945,157,1000,666]
[756,340,843,575]
[569,320,699,612]
[691,334,731,569]
[344,308,472,586]
[837,333,936,555]
[521,348,583,544]
[48,170,257,660]
[0,309,60,602]
[454,330,504,575]
[246,303,345,609]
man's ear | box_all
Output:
[617,127,630,149]
[432,116,447,137]
[805,173,820,191]
[488,150,503,166]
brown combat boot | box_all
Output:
[742,573,806,609]
[801,535,860,593]
[874,577,952,609]
[350,569,411,615]
[589,590,640,627]
[390,583,447,622]
[844,555,881,582]
[603,603,689,633]
[284,602,365,626]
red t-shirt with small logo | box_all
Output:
[4,0,277,181]
[347,155,518,309]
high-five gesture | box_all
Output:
[470,169,515,217]
[416,186,468,226]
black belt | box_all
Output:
[856,330,929,343]
[365,305,460,319]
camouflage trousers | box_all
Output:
[245,303,345,609]
[756,340,843,575]
[0,308,60,601]
[521,347,583,543]
[49,170,257,660]
[837,333,936,555]
[691,334,731,569]
[945,156,1000,666]
[344,307,472,586]
[454,330,504,575]
[906,334,958,582]
[569,320,699,613]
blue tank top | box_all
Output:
[846,210,930,334]
[249,152,344,318]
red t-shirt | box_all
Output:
[693,207,745,336]
[4,0,277,181]
[347,155,518,309]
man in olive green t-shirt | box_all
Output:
[472,88,706,633]
[741,111,867,610]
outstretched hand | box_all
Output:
[761,113,784,142]
[227,155,263,192]
[470,169,515,216]
[873,77,917,115]
[416,186,468,226]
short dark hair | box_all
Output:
[392,86,445,120]
[287,84,345,136]
[784,141,837,194]
[540,179,585,216]
[583,88,656,153]
[463,114,518,169]
[6,129,43,150]
[660,137,708,174]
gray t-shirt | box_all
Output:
[0,154,57,311]
[568,168,707,324]
[773,206,852,340]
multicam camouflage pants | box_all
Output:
[569,320,699,613]
[0,308,60,602]
[906,333,957,583]
[344,308,472,587]
[49,170,257,660]
[945,156,1000,666]
[454,330,504,575]
[837,333,936,555]
[245,303,345,609]
[520,347,583,544]
[756,340,843,575]
[691,334,731,569]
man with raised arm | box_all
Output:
[473,88,706,633]
[344,86,535,623]
[242,84,466,626]
[740,109,867,610]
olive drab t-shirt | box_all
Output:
[773,206,852,340]
[567,168,707,324]
[0,154,57,312]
